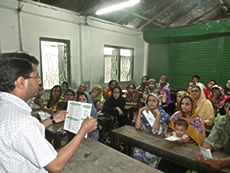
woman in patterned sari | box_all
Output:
[168,95,206,145]
[133,93,170,168]
[158,95,206,173]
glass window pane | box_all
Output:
[120,55,132,82]
[120,49,131,56]
[104,48,118,83]
[41,40,68,90]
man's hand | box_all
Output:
[53,111,68,123]
[81,117,97,133]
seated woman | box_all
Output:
[225,79,230,97]
[175,90,189,111]
[159,88,175,116]
[167,95,206,145]
[43,85,63,113]
[60,81,69,98]
[76,83,86,98]
[103,80,118,100]
[77,92,99,141]
[156,75,170,93]
[90,84,105,103]
[187,81,196,95]
[103,86,126,128]
[31,84,52,113]
[63,89,76,102]
[94,100,104,116]
[191,86,215,127]
[134,93,170,168]
[143,79,158,101]
[124,84,142,125]
[136,75,149,92]
[203,80,216,101]
[211,85,229,116]
[158,96,206,173]
[197,97,230,169]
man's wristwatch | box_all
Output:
[50,115,56,124]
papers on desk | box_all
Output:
[64,101,92,134]
[165,136,180,141]
[142,110,155,127]
[199,146,213,159]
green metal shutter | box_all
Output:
[148,37,221,89]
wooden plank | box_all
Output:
[112,125,230,173]
[61,138,162,173]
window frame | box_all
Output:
[104,45,134,83]
[39,37,71,90]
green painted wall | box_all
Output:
[144,20,230,89]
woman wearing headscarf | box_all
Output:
[168,96,206,145]
[60,81,70,98]
[175,90,189,111]
[159,88,175,116]
[76,83,86,98]
[136,75,149,92]
[211,85,229,116]
[103,80,118,100]
[103,86,126,127]
[143,79,158,101]
[159,96,206,173]
[90,84,105,103]
[63,89,76,102]
[124,84,142,125]
[43,85,63,113]
[197,98,230,169]
[191,86,215,127]
[76,92,99,141]
[203,80,216,101]
[157,75,170,93]
[134,93,170,168]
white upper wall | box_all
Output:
[0,0,147,91]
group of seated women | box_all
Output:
[31,75,230,171]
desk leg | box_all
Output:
[125,143,131,156]
[112,133,120,151]
[53,135,61,150]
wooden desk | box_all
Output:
[98,116,113,144]
[112,125,230,173]
[45,122,66,149]
[61,138,162,173]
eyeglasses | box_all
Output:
[25,75,41,80]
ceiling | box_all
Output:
[33,0,230,31]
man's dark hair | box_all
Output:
[192,75,200,80]
[0,52,39,65]
[174,119,189,129]
[0,58,33,92]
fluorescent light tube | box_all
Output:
[96,0,140,15]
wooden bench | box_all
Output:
[61,138,162,173]
[112,125,230,173]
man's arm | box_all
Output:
[41,111,67,128]
[44,117,96,173]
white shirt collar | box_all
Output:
[0,92,32,113]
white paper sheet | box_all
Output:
[199,146,213,159]
[64,101,92,134]
[165,136,180,141]
[142,110,156,127]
